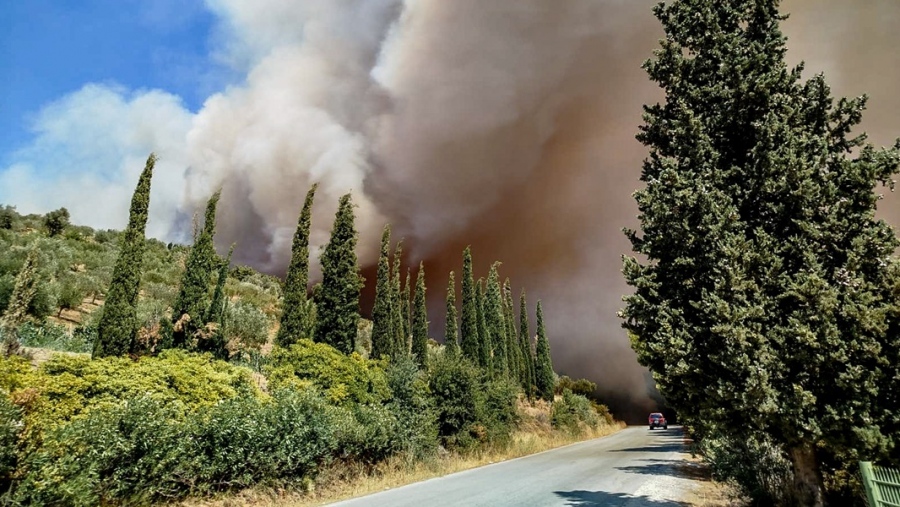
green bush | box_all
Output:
[3,349,258,439]
[266,340,390,406]
[480,377,519,444]
[698,430,792,506]
[0,394,22,491]
[384,358,438,460]
[555,376,597,397]
[11,389,350,505]
[427,352,482,446]
[16,321,93,353]
[223,299,271,352]
[551,389,599,433]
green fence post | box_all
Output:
[861,461,882,507]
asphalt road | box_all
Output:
[331,426,697,507]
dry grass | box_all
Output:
[181,399,625,507]
[679,454,749,507]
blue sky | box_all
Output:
[0,0,226,161]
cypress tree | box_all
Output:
[534,300,555,402]
[622,1,900,502]
[411,262,428,368]
[503,278,521,384]
[459,246,480,362]
[486,263,508,377]
[475,278,493,375]
[445,271,459,354]
[315,193,362,354]
[391,241,406,357]
[276,183,318,347]
[520,289,535,399]
[198,244,234,360]
[402,269,411,350]
[371,225,394,360]
[170,191,221,350]
[1,248,39,356]
[93,153,155,358]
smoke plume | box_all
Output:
[4,0,900,421]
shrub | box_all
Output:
[266,340,390,406]
[427,351,482,447]
[551,389,599,433]
[11,389,350,505]
[16,321,92,353]
[555,375,597,397]
[698,430,793,506]
[480,377,519,444]
[384,358,438,460]
[0,394,22,490]
[223,299,271,352]
[2,350,258,441]
[43,208,70,237]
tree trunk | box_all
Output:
[788,444,825,507]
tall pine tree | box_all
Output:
[315,193,362,354]
[486,263,508,377]
[94,154,155,358]
[276,183,318,347]
[445,271,460,354]
[371,225,394,360]
[534,300,554,402]
[459,247,480,362]
[622,2,900,502]
[170,191,221,350]
[411,262,428,368]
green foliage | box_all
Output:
[698,431,793,506]
[390,241,406,357]
[411,262,428,368]
[11,389,350,505]
[0,394,21,491]
[222,299,271,354]
[459,247,480,363]
[266,340,390,406]
[519,290,534,399]
[315,193,362,354]
[2,349,257,437]
[17,321,93,353]
[277,184,318,347]
[623,1,900,503]
[475,279,492,374]
[56,274,85,316]
[534,301,555,402]
[371,225,395,360]
[43,207,70,237]
[384,357,438,460]
[198,246,234,360]
[0,205,16,230]
[426,351,517,449]
[427,351,482,446]
[94,154,155,358]
[444,271,459,354]
[503,279,521,386]
[551,389,599,433]
[1,249,39,356]
[170,191,221,350]
[486,263,507,377]
[555,376,596,398]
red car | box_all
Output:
[649,412,667,430]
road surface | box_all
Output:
[332,426,698,507]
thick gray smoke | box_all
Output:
[174,0,900,420]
